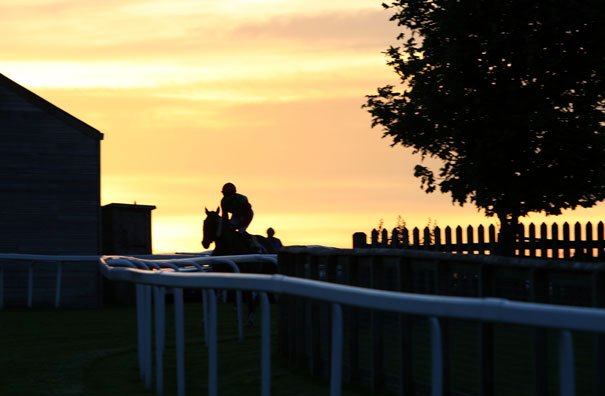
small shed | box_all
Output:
[102,203,156,255]
[0,73,103,255]
[101,203,156,304]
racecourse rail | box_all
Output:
[2,252,605,396]
[0,253,102,308]
[97,254,605,396]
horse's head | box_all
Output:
[201,207,222,249]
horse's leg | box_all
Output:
[244,291,258,327]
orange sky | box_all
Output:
[3,0,605,252]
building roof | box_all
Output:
[0,73,104,141]
[103,203,157,211]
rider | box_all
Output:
[220,182,254,233]
[266,227,283,252]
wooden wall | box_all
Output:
[0,75,102,255]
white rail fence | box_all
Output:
[99,254,605,396]
[0,253,103,309]
[0,253,217,309]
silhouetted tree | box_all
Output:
[366,0,605,255]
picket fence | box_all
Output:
[354,221,605,260]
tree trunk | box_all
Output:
[496,212,519,256]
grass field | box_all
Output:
[2,301,598,396]
[0,302,372,396]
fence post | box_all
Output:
[371,257,385,393]
[592,270,605,396]
[371,229,379,247]
[352,232,367,248]
[402,227,409,248]
[477,225,486,255]
[586,222,593,259]
[344,255,360,387]
[423,227,431,250]
[598,222,605,259]
[144,286,153,389]
[293,254,307,370]
[260,292,272,396]
[540,223,548,258]
[530,268,550,396]
[467,225,474,254]
[330,303,344,396]
[55,261,63,308]
[0,261,3,310]
[430,317,444,396]
[574,222,583,259]
[381,229,389,248]
[398,256,414,396]
[552,223,560,259]
[278,251,292,360]
[563,222,571,259]
[392,228,400,248]
[136,285,146,383]
[308,255,323,376]
[528,223,536,258]
[445,226,452,253]
[207,289,218,396]
[434,226,442,252]
[324,256,338,378]
[558,330,575,396]
[596,221,605,259]
[435,260,451,394]
[455,226,463,254]
[479,262,494,396]
[517,223,526,257]
[27,261,34,308]
[488,225,497,255]
[413,227,420,249]
[154,286,166,395]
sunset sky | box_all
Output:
[2,0,604,252]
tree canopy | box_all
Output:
[366,0,605,250]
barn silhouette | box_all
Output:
[0,73,154,307]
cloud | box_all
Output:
[0,0,228,61]
[231,9,399,49]
[0,5,398,62]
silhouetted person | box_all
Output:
[266,227,283,252]
[220,182,254,233]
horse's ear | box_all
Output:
[216,206,220,215]
[205,207,209,215]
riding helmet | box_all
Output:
[222,182,237,194]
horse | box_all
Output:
[201,207,275,255]
[201,207,277,326]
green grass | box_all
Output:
[0,302,373,396]
[3,302,598,396]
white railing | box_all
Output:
[0,253,103,309]
[99,254,605,396]
[102,254,278,346]
[0,252,215,309]
[100,254,279,396]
